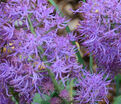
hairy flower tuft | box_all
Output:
[75,0,121,74]
[75,70,111,104]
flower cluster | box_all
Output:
[75,0,121,74]
[0,0,80,103]
[75,70,111,104]
[0,0,113,104]
[0,0,69,102]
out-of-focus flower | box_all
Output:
[41,78,54,95]
[59,89,70,101]
[75,70,111,104]
[50,97,61,104]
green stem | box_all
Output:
[72,41,85,68]
[48,0,64,17]
[27,14,36,36]
[69,79,73,104]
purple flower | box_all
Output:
[59,89,70,101]
[74,0,121,74]
[10,29,40,60]
[0,0,78,103]
[75,70,111,104]
[0,58,43,101]
[41,35,76,62]
[0,23,14,48]
[75,0,121,23]
[49,55,81,85]
[0,3,10,25]
[41,78,54,95]
[49,97,61,104]
[0,81,14,104]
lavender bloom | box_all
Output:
[5,0,67,32]
[0,24,14,49]
[75,70,111,104]
[0,94,14,104]
[31,0,67,31]
[0,58,43,102]
[75,0,121,74]
[50,57,71,84]
[0,3,10,25]
[0,0,87,103]
[0,0,68,58]
[49,55,82,85]
[75,0,121,23]
[41,35,76,62]
[0,82,14,104]
[10,29,40,60]
[40,35,82,84]
[0,0,70,103]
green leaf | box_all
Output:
[32,93,42,104]
[40,101,50,104]
[48,0,64,17]
[115,74,121,96]
[113,95,121,104]
[115,74,121,82]
[11,96,19,104]
[32,93,51,104]
[9,87,19,104]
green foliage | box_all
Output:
[11,96,18,104]
[48,0,64,16]
[115,74,121,96]
[9,87,19,104]
[32,93,51,104]
[113,95,121,104]
[115,74,121,82]
[82,0,86,2]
